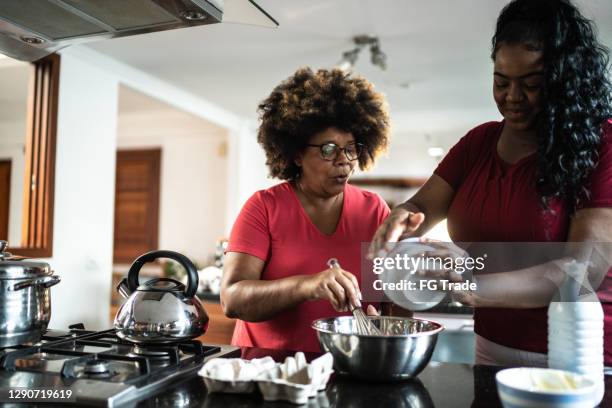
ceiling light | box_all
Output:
[20,36,44,44]
[180,10,207,21]
[427,147,445,159]
[369,44,387,70]
[336,35,387,72]
[337,48,360,71]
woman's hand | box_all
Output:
[302,267,362,312]
[368,206,425,259]
[366,305,380,316]
[414,238,471,283]
[410,239,480,306]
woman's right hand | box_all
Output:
[302,267,362,312]
[367,206,425,259]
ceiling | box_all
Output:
[84,0,612,140]
[1,1,610,151]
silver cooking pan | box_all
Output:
[0,241,61,346]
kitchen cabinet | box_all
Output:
[196,301,236,345]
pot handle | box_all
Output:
[11,275,61,291]
[127,250,199,297]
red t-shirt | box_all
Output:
[434,119,612,363]
[226,182,390,352]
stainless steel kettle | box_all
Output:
[114,250,209,344]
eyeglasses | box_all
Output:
[306,142,363,161]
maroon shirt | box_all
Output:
[434,120,612,363]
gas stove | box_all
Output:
[0,324,239,407]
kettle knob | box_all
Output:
[0,241,12,259]
[127,250,199,297]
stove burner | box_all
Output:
[0,324,237,406]
[84,359,109,374]
[130,345,178,362]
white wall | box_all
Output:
[363,138,439,178]
[117,109,229,264]
[225,121,275,231]
[0,120,25,244]
[363,118,495,179]
[47,50,118,330]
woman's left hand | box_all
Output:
[414,238,471,283]
[409,238,481,306]
[366,305,380,316]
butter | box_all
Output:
[530,370,579,391]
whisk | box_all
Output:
[327,258,382,336]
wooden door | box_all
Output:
[113,149,161,263]
[0,160,10,240]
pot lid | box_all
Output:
[0,241,52,279]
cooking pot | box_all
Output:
[114,250,209,344]
[0,241,61,347]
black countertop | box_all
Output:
[136,347,612,408]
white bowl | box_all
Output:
[496,368,596,408]
[381,238,446,311]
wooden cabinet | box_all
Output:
[196,302,236,345]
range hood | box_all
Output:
[0,0,278,61]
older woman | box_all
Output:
[370,0,612,366]
[221,68,390,352]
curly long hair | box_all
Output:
[257,67,390,180]
[492,0,612,212]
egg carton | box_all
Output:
[198,356,276,394]
[198,352,334,404]
[256,352,334,405]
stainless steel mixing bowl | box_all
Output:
[312,316,444,381]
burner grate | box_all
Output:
[0,329,116,371]
[0,324,237,406]
[60,353,150,379]
[0,324,220,384]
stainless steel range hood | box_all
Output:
[0,0,278,61]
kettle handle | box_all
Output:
[127,250,199,297]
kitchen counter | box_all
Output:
[135,347,612,408]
